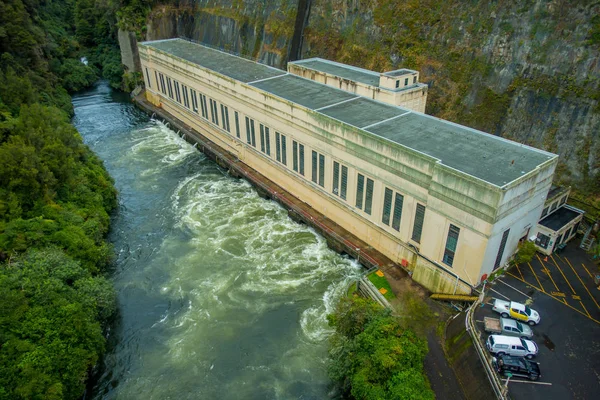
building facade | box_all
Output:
[138,39,558,294]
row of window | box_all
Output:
[540,194,568,218]
[147,69,462,267]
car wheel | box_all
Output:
[529,374,539,381]
[497,352,505,357]
[501,313,509,318]
[525,354,534,360]
[528,320,537,326]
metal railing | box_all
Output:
[465,285,509,400]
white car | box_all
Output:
[492,299,540,326]
[486,334,539,359]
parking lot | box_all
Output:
[474,241,600,400]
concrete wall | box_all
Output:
[138,43,553,293]
[118,29,141,72]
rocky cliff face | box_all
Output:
[137,0,599,193]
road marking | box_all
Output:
[572,295,581,300]
[564,257,600,310]
[528,262,544,291]
[516,264,524,280]
[550,254,577,295]
[489,287,510,300]
[551,291,566,297]
[536,254,564,302]
[501,272,600,325]
[506,272,541,292]
[580,301,591,317]
[496,278,532,299]
[502,379,552,386]
[580,262,595,280]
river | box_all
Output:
[72,81,362,399]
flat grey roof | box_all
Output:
[143,39,285,83]
[251,74,357,110]
[290,58,380,87]
[384,69,415,77]
[539,206,582,231]
[140,38,556,187]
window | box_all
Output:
[311,151,318,183]
[395,80,399,88]
[174,81,181,103]
[564,226,573,240]
[299,143,305,176]
[413,76,417,84]
[364,178,374,215]
[209,99,219,125]
[443,224,460,267]
[166,77,173,99]
[220,105,230,132]
[404,77,409,86]
[550,201,557,212]
[182,85,189,108]
[318,154,325,187]
[356,174,364,209]
[340,165,347,200]
[275,132,286,165]
[259,124,270,155]
[293,141,304,174]
[245,117,256,147]
[560,195,567,206]
[145,67,151,88]
[331,162,347,199]
[234,111,240,138]
[199,94,208,119]
[190,89,198,113]
[541,206,549,218]
[392,193,403,231]
[158,73,166,94]
[535,233,550,249]
[293,141,299,172]
[412,204,426,243]
[155,71,160,91]
[333,162,340,195]
[493,229,510,270]
[382,188,393,225]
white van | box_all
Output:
[486,334,538,359]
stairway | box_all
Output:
[580,226,596,251]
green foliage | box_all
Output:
[58,59,98,92]
[0,248,116,400]
[512,240,537,265]
[588,15,600,46]
[327,297,434,399]
[367,271,396,300]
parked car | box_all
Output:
[492,299,540,326]
[492,354,541,381]
[486,334,538,359]
[484,316,534,339]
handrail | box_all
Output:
[465,285,509,400]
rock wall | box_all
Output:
[118,28,142,72]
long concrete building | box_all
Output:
[138,38,558,294]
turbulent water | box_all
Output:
[72,82,361,399]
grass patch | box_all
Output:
[367,270,396,300]
[347,282,357,297]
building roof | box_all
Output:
[383,69,416,77]
[539,206,583,231]
[141,39,557,187]
[290,58,381,87]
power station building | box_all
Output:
[138,38,558,294]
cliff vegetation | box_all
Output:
[0,1,119,398]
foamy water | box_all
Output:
[72,82,361,400]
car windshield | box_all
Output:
[490,336,495,345]
[524,306,532,316]
[516,322,523,332]
[520,338,528,347]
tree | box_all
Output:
[327,297,435,400]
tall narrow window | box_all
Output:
[412,204,425,243]
[145,67,152,88]
[209,99,218,124]
[493,229,510,270]
[312,151,318,183]
[234,111,240,138]
[299,144,305,176]
[264,126,270,155]
[356,174,365,209]
[220,105,230,132]
[174,81,181,103]
[167,77,173,99]
[281,134,287,166]
[260,124,266,153]
[159,73,166,94]
[182,85,189,108]
[245,117,251,144]
[382,188,393,225]
[190,89,198,113]
[333,161,340,195]
[443,224,460,267]
[391,193,403,231]
[200,94,208,119]
[340,165,347,200]
[318,154,325,187]
[293,141,298,172]
[154,71,159,90]
[245,117,255,147]
[276,132,281,162]
[364,178,374,215]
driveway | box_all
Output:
[474,241,600,400]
